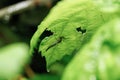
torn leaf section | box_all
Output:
[39,20,83,68]
[31,0,107,69]
[40,29,53,41]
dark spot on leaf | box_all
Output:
[76,27,86,34]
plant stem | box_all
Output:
[0,0,52,20]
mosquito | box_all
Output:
[46,36,64,51]
[45,24,66,51]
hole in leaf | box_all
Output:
[76,27,86,34]
[30,49,47,73]
[30,29,53,73]
[40,29,53,40]
[34,29,53,50]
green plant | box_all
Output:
[30,0,106,69]
[0,43,30,79]
[30,0,120,79]
[0,0,120,79]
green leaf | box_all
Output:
[0,43,30,79]
[62,18,120,80]
[30,74,60,80]
[30,0,106,69]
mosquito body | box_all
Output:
[46,36,64,51]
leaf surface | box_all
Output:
[62,18,120,80]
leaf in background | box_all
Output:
[0,43,30,79]
[93,0,120,20]
[30,0,106,69]
[93,0,120,13]
[30,74,60,80]
[62,18,120,80]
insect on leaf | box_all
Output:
[30,0,107,69]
